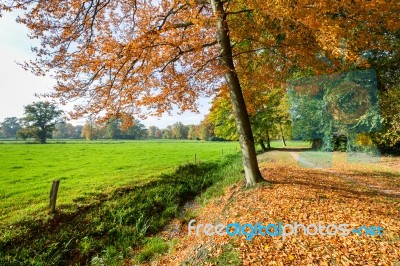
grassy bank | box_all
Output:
[0,140,239,225]
[0,154,244,265]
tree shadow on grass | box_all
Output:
[269,147,313,152]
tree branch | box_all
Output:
[226,9,253,15]
[157,3,189,30]
[159,40,218,72]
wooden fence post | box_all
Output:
[49,180,60,213]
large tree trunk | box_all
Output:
[210,0,264,186]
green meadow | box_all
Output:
[0,139,315,265]
[0,140,239,225]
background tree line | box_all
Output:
[73,115,219,141]
[0,102,222,142]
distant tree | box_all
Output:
[81,124,90,140]
[250,87,291,150]
[121,120,147,139]
[162,126,173,139]
[53,122,78,139]
[66,123,76,138]
[73,125,83,139]
[53,121,68,139]
[20,102,63,144]
[198,116,215,141]
[0,117,21,138]
[209,85,291,150]
[81,117,99,140]
[187,125,198,140]
[105,118,122,139]
[16,128,36,140]
[172,122,188,139]
[182,124,190,139]
[148,126,159,139]
[154,129,162,139]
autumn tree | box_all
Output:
[209,95,238,141]
[2,0,398,185]
[172,122,189,139]
[20,101,63,144]
[198,115,215,141]
[209,87,291,150]
[148,126,159,139]
[187,125,198,140]
[81,117,99,141]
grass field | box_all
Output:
[0,140,240,225]
[0,139,246,265]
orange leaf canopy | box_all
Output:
[1,0,397,121]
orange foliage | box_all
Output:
[0,0,398,122]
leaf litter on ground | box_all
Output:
[146,151,400,266]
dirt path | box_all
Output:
[289,151,400,196]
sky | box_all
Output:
[0,12,211,128]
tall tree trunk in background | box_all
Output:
[266,129,271,149]
[210,0,264,186]
[311,139,323,150]
[279,122,287,147]
[259,139,267,152]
